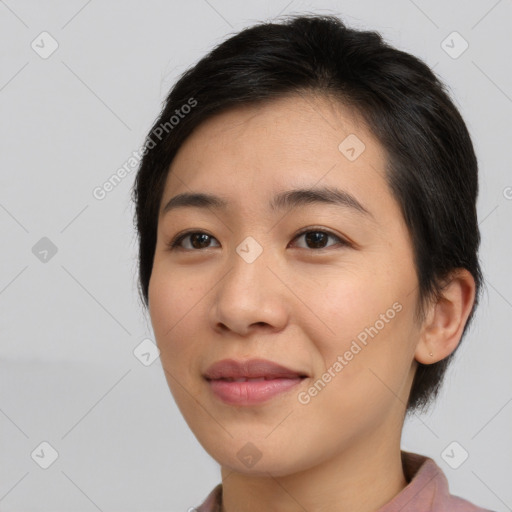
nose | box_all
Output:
[209,244,290,337]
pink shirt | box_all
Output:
[195,450,494,512]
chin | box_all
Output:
[199,435,320,478]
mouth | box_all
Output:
[203,358,308,406]
[203,358,308,380]
[206,376,307,406]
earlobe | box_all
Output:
[414,269,476,365]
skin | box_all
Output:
[148,93,476,512]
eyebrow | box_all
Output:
[161,186,374,220]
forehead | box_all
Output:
[161,93,394,221]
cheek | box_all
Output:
[148,270,207,412]
[148,268,201,360]
[308,262,417,392]
[299,307,415,443]
[312,268,397,342]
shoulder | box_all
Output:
[194,483,222,512]
[396,450,495,512]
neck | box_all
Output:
[220,429,408,512]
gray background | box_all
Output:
[1,0,511,510]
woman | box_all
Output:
[131,14,493,512]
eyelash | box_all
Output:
[166,227,350,252]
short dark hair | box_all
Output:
[131,13,483,414]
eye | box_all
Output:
[166,228,349,251]
[167,231,220,250]
[290,228,349,250]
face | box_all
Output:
[148,94,422,477]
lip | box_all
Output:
[204,358,307,380]
[204,358,308,406]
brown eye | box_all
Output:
[291,229,348,250]
[168,232,220,250]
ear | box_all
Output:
[415,269,476,365]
